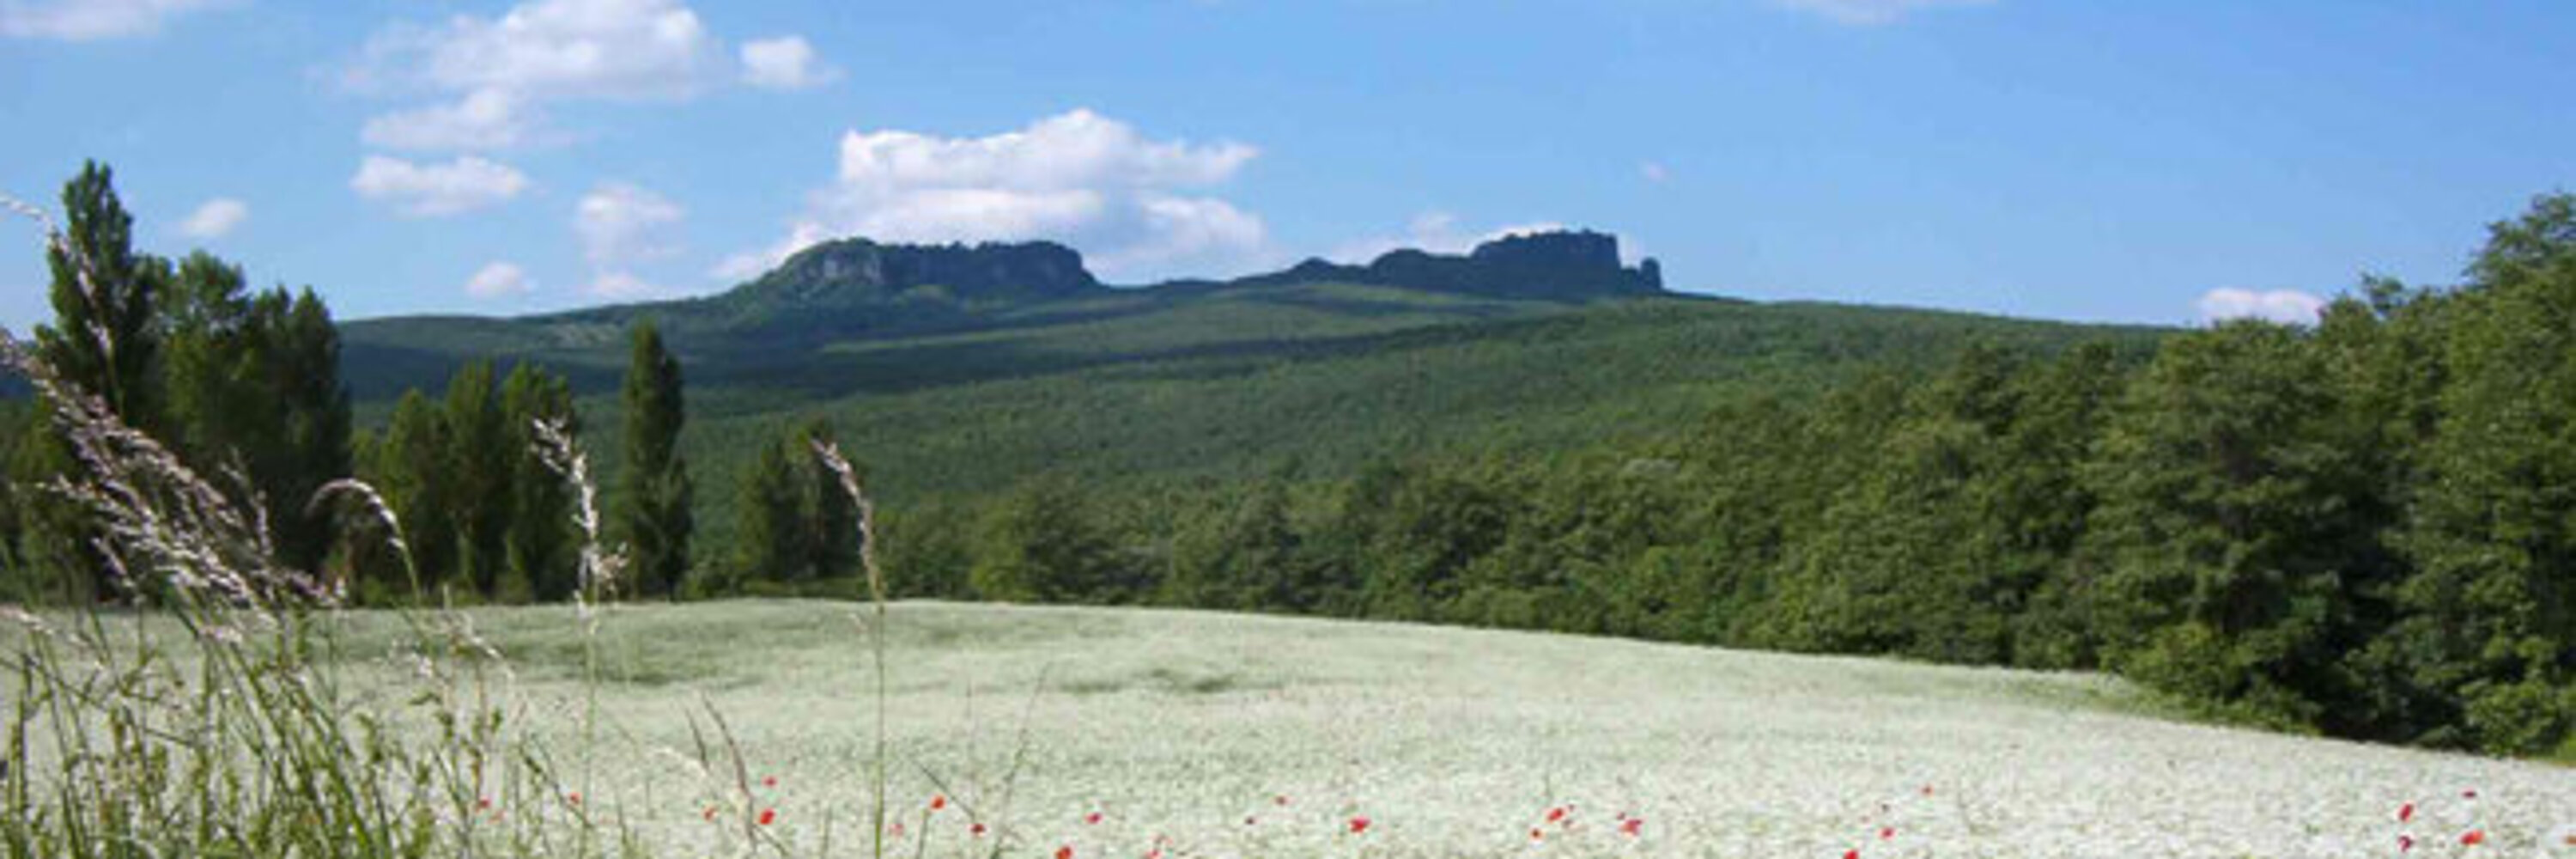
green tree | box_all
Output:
[728,427,815,590]
[34,161,163,431]
[442,362,509,598]
[368,390,456,597]
[2397,193,2576,753]
[2075,321,2391,731]
[501,364,580,602]
[23,163,167,600]
[970,476,1116,603]
[268,289,353,572]
[618,321,692,597]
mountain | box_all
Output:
[337,228,1668,399]
[1230,230,1662,298]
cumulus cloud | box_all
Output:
[1768,0,1995,26]
[2197,288,2325,325]
[349,155,529,216]
[717,108,1273,283]
[464,261,534,298]
[575,182,684,296]
[345,0,830,153]
[361,89,534,152]
[1,0,231,40]
[176,198,247,240]
[348,0,725,101]
[739,35,835,89]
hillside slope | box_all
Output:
[338,231,2164,560]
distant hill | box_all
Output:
[338,228,1670,399]
[336,229,2165,564]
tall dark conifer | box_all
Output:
[618,321,692,597]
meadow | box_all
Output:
[284,600,2576,858]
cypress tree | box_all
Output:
[618,321,692,597]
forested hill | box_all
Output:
[338,225,2165,553]
[337,228,1675,399]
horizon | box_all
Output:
[5,1,2574,331]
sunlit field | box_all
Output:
[279,600,2576,859]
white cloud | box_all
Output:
[1768,0,1995,26]
[1,0,231,40]
[574,182,683,265]
[464,261,533,298]
[575,182,683,297]
[2197,288,2325,325]
[349,0,725,101]
[176,197,247,240]
[722,108,1272,282]
[346,0,831,152]
[361,88,534,152]
[349,155,529,216]
[1639,161,1671,183]
[740,35,835,89]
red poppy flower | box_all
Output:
[567,791,581,806]
[2461,830,2486,847]
[1843,850,1860,859]
[2398,802,2415,822]
[1618,818,1643,837]
[971,822,988,838]
[477,796,492,810]
[1056,846,1074,859]
[1920,784,1934,796]
[1349,816,1370,834]
[1546,807,1567,824]
[757,808,776,826]
[702,806,719,822]
[1880,826,1895,840]
[2398,834,2415,852]
[930,795,946,811]
[762,776,778,789]
[2462,789,2477,800]
[1086,812,1103,825]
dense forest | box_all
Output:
[3,162,2573,758]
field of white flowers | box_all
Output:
[329,600,2573,859]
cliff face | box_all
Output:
[738,238,1104,309]
[1234,229,1663,300]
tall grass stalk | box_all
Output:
[811,441,887,859]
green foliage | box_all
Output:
[969,476,1121,603]
[2074,321,2397,731]
[2394,192,2576,752]
[367,389,455,598]
[502,363,580,601]
[617,321,692,598]
[36,161,162,432]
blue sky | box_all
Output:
[3,0,2572,330]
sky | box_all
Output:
[3,0,2573,331]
